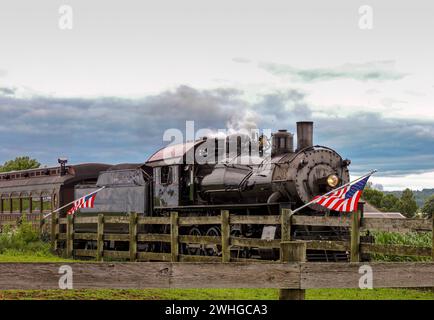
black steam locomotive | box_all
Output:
[75,121,351,258]
[0,121,352,260]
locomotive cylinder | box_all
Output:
[296,121,313,151]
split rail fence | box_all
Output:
[0,210,433,299]
[47,209,434,263]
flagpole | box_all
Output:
[292,169,377,214]
[43,186,106,219]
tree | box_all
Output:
[0,156,40,173]
[362,188,384,209]
[422,195,434,219]
[399,188,418,218]
[380,194,400,212]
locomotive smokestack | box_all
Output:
[296,121,313,151]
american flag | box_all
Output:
[67,193,97,215]
[312,175,371,212]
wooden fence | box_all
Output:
[49,209,434,263]
[0,258,433,297]
[0,214,433,299]
[1,240,433,298]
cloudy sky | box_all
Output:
[0,0,433,190]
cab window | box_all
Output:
[160,166,173,185]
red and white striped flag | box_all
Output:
[312,175,371,212]
[67,193,97,215]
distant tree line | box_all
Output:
[0,156,40,173]
[363,184,433,219]
[384,188,434,207]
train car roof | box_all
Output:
[0,163,111,197]
[105,163,146,171]
[146,140,206,167]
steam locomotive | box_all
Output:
[0,121,352,260]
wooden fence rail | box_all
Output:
[0,260,433,291]
[47,208,434,263]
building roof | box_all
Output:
[364,212,406,219]
[363,202,381,213]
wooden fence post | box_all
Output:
[279,241,306,300]
[66,214,74,258]
[221,210,230,262]
[97,214,104,262]
[170,212,179,262]
[281,208,293,242]
[51,211,58,251]
[129,212,138,262]
[351,209,361,262]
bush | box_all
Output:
[0,216,51,255]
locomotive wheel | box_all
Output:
[204,227,221,256]
[185,227,203,256]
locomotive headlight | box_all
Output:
[327,174,339,188]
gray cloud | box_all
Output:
[259,60,407,82]
[0,86,248,165]
[0,87,16,96]
[0,85,433,179]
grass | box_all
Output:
[0,251,70,262]
[0,216,67,262]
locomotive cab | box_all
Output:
[146,140,207,208]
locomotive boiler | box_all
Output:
[196,122,350,209]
